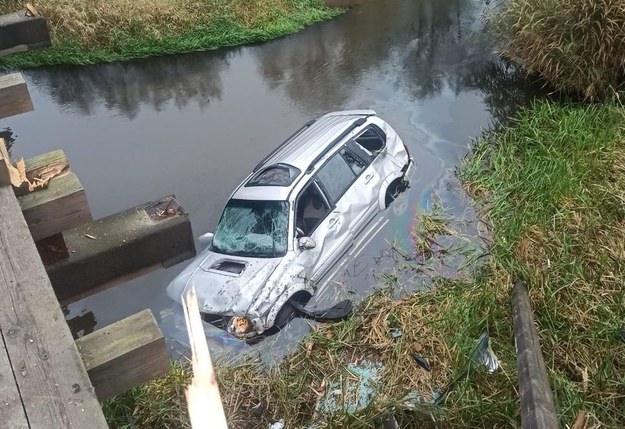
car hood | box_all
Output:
[166,249,282,316]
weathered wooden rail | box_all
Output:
[512,280,559,429]
[1,72,195,427]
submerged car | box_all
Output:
[167,110,415,337]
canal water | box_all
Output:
[2,0,538,360]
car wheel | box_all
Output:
[385,179,406,208]
[273,292,311,330]
[274,300,297,330]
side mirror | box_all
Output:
[198,232,214,247]
[298,236,316,250]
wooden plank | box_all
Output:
[0,138,10,187]
[0,12,50,52]
[511,280,559,429]
[36,233,69,266]
[0,185,108,429]
[0,73,33,120]
[0,44,28,57]
[47,195,196,305]
[76,309,169,401]
[183,290,228,429]
[0,339,29,429]
[23,150,69,183]
[19,172,92,241]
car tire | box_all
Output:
[274,300,297,330]
[385,178,406,208]
[273,292,311,330]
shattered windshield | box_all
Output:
[212,199,289,258]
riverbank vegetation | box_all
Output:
[0,0,341,68]
[490,0,625,99]
[103,100,625,429]
[100,0,624,427]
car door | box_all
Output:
[309,143,381,282]
[290,180,333,289]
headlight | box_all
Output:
[228,316,253,336]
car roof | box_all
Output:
[232,110,377,201]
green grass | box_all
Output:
[460,100,625,426]
[0,0,342,68]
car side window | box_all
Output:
[315,150,356,203]
[295,183,330,236]
[355,126,385,153]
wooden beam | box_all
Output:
[0,11,50,55]
[511,280,558,429]
[19,172,92,241]
[0,73,34,120]
[24,149,69,182]
[76,309,169,401]
[0,185,108,428]
[0,341,29,428]
[47,195,196,305]
[0,138,10,187]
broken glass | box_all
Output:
[212,199,289,258]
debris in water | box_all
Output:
[84,234,97,240]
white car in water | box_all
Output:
[167,110,415,338]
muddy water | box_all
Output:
[3,0,538,360]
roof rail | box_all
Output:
[305,117,367,174]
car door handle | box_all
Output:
[364,173,374,184]
[328,218,338,228]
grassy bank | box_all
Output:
[104,101,625,428]
[490,0,625,99]
[0,0,342,68]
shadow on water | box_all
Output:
[2,0,547,360]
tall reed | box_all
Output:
[491,0,625,99]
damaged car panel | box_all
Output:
[167,110,415,337]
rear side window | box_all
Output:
[316,151,355,203]
[355,126,385,153]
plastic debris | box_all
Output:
[396,390,421,410]
[471,332,500,373]
[389,327,403,339]
[315,360,383,414]
[411,353,431,371]
[269,419,284,429]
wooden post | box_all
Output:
[0,185,108,428]
[46,195,195,304]
[19,172,92,241]
[0,73,34,119]
[0,11,50,57]
[511,280,559,429]
[76,309,169,401]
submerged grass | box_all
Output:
[105,100,625,428]
[0,0,342,68]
